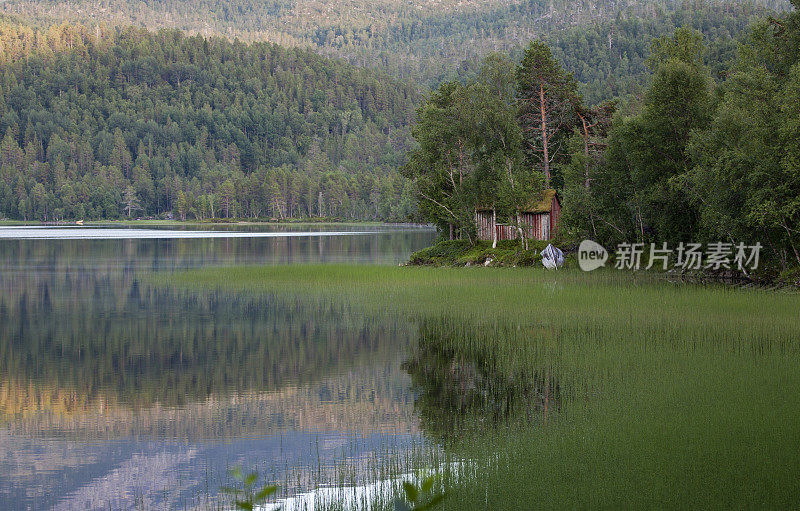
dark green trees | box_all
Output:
[689,0,800,269]
[1,0,782,102]
[0,22,421,221]
[562,3,800,270]
[612,55,711,243]
[564,28,713,245]
[403,82,480,240]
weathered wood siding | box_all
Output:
[496,224,516,241]
[519,212,551,240]
[492,214,551,241]
[475,193,560,242]
[476,210,494,240]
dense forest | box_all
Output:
[0,23,420,221]
[2,0,790,102]
[407,0,800,270]
[0,0,794,226]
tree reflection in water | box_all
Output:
[403,318,561,441]
[0,228,436,509]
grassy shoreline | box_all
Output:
[164,264,800,509]
[409,240,800,288]
[406,240,554,267]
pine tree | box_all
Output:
[516,41,579,187]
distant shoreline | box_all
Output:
[0,219,434,229]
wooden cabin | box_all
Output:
[475,189,561,242]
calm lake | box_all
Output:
[0,224,436,510]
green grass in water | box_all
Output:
[166,265,800,509]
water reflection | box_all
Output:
[403,319,561,441]
[0,225,433,270]
[1,286,413,412]
[0,226,434,510]
[0,227,397,239]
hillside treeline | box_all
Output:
[1,0,789,102]
[0,23,420,221]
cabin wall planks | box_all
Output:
[475,190,560,242]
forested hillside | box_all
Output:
[2,0,790,103]
[407,1,800,272]
[0,0,793,222]
[0,23,420,221]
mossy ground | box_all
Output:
[407,239,559,267]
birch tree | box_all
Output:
[689,3,800,268]
[403,81,479,241]
[474,54,537,248]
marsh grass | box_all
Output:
[208,434,454,511]
[167,265,800,509]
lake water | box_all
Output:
[0,224,436,510]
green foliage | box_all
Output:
[0,0,791,226]
[647,27,706,69]
[0,0,796,269]
[562,4,800,272]
[619,58,711,242]
[565,27,713,246]
[408,240,473,266]
[407,240,546,267]
[473,54,535,228]
[394,474,446,511]
[408,47,583,243]
[0,0,786,103]
[687,4,800,269]
[221,467,278,511]
[404,56,530,242]
[0,22,420,221]
[403,81,479,239]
